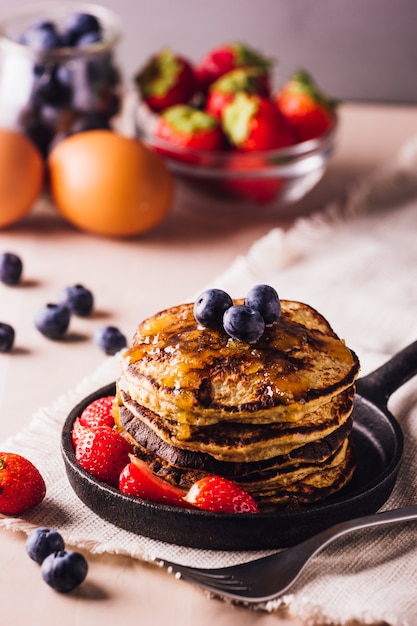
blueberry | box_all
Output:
[245,284,281,325]
[34,303,71,339]
[0,323,15,352]
[61,284,94,317]
[94,326,127,355]
[75,30,102,47]
[194,289,233,329]
[0,252,23,285]
[32,64,72,108]
[62,12,101,46]
[41,550,88,593]
[223,305,265,343]
[20,20,62,50]
[26,527,65,564]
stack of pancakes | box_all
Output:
[114,299,360,510]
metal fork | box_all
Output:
[156,504,417,604]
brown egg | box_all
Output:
[48,130,174,237]
[0,129,44,228]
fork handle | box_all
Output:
[304,504,417,558]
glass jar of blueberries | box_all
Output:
[0,3,123,157]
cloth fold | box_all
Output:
[2,134,417,626]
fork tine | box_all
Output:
[155,551,304,603]
[156,559,226,583]
[156,559,250,596]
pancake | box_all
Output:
[125,421,353,478]
[124,433,355,510]
[119,300,360,428]
[251,443,356,509]
[114,296,360,510]
[115,385,355,462]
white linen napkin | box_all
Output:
[2,134,417,626]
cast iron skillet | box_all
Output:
[61,340,417,551]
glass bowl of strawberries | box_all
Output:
[134,43,338,212]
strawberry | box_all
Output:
[79,395,115,430]
[185,475,258,513]
[75,426,132,487]
[205,66,270,120]
[222,153,283,204]
[0,452,46,515]
[135,48,196,112]
[226,174,283,205]
[195,42,273,91]
[72,395,116,447]
[222,92,296,151]
[275,69,338,142]
[155,104,224,153]
[119,455,188,507]
[71,417,87,448]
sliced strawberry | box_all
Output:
[185,475,259,513]
[119,456,188,507]
[195,42,273,91]
[222,93,296,151]
[275,69,338,142]
[79,395,115,430]
[75,426,132,488]
[155,105,224,155]
[206,66,270,120]
[135,48,196,112]
[0,452,46,515]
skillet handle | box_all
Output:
[356,339,417,409]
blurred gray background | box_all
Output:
[1,0,416,104]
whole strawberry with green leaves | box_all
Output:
[0,452,46,515]
[155,104,224,152]
[195,41,273,91]
[222,92,296,151]
[275,69,338,142]
[205,66,270,120]
[135,48,196,112]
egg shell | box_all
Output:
[0,129,44,228]
[48,130,174,237]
